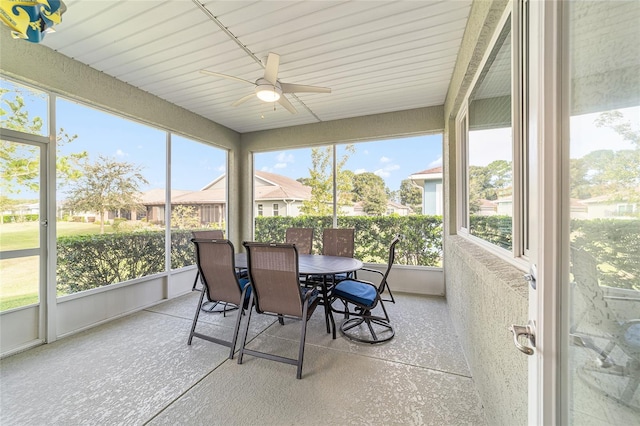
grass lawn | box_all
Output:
[1,221,114,251]
[0,221,114,311]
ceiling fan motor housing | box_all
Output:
[255,78,282,102]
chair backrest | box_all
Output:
[570,247,622,336]
[322,228,355,258]
[191,229,224,240]
[243,242,304,317]
[378,235,401,292]
[285,227,314,255]
[192,238,243,305]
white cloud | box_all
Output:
[217,164,226,172]
[380,156,391,163]
[274,163,287,169]
[569,108,638,158]
[428,156,443,168]
[354,168,367,174]
[374,169,390,178]
[115,149,128,157]
[276,152,294,163]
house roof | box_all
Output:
[409,166,443,183]
[412,166,443,175]
[143,171,311,205]
[254,171,311,201]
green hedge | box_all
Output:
[54,216,639,294]
[57,216,444,295]
[57,230,195,295]
[254,215,443,266]
[469,215,513,250]
[2,214,39,223]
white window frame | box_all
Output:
[456,2,529,268]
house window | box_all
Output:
[273,203,279,216]
[257,204,263,216]
[617,204,635,216]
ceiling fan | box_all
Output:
[200,52,331,114]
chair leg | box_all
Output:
[383,284,396,304]
[297,304,310,379]
[188,288,206,345]
[229,288,249,360]
[237,292,255,365]
[191,271,201,291]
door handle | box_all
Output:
[509,320,536,356]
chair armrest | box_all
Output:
[359,267,383,278]
[604,296,640,302]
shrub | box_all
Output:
[254,215,443,266]
[571,218,640,290]
[56,229,195,295]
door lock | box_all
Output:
[524,264,537,290]
[509,320,536,356]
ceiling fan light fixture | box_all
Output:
[255,79,282,102]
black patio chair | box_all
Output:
[238,242,320,379]
[285,227,314,255]
[188,238,251,359]
[570,247,640,412]
[330,235,400,344]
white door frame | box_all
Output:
[528,0,564,424]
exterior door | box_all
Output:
[0,135,48,355]
[527,1,640,424]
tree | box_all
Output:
[171,205,201,229]
[0,88,87,196]
[399,179,422,213]
[299,145,355,215]
[64,156,149,233]
[353,172,388,215]
[468,160,512,213]
[569,111,640,204]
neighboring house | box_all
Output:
[409,167,443,215]
[141,171,311,225]
[2,202,38,218]
[248,171,312,217]
[475,199,498,216]
[579,194,638,219]
[141,170,416,224]
[342,200,413,217]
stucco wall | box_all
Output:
[442,1,529,424]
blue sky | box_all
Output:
[8,77,636,198]
[255,134,443,192]
[54,99,444,194]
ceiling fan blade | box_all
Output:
[231,93,256,107]
[200,70,255,86]
[263,52,280,85]
[280,82,331,94]
[277,94,297,114]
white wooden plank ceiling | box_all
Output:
[41,0,472,133]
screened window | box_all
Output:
[55,99,166,295]
[462,15,516,253]
[253,135,443,266]
[170,135,226,269]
